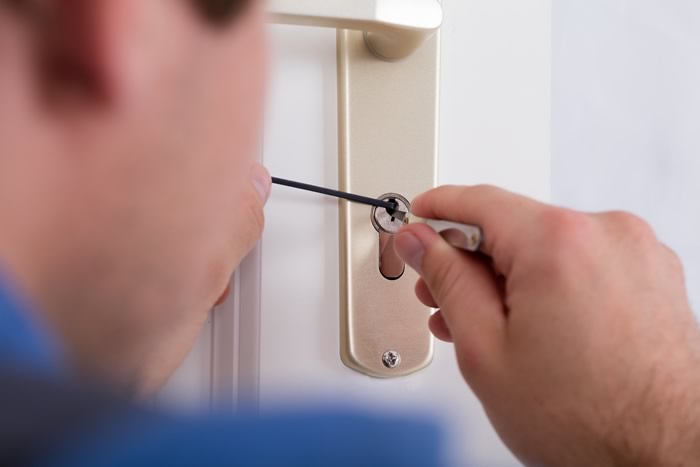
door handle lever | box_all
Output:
[268,0,442,60]
[266,1,443,377]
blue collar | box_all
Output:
[0,271,64,373]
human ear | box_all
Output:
[40,0,138,105]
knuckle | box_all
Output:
[470,183,499,192]
[539,208,592,252]
[430,263,460,302]
[454,341,487,379]
[427,256,468,307]
[662,245,685,278]
[607,211,656,243]
[466,184,501,200]
[453,330,499,383]
[535,208,595,275]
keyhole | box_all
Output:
[386,198,399,223]
[371,194,410,281]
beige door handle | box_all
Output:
[267,2,443,378]
[267,0,442,60]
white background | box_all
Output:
[553,0,700,312]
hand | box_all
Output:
[128,163,270,396]
[395,185,700,466]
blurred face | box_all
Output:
[0,0,268,392]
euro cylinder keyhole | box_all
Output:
[371,194,410,280]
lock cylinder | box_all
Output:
[371,193,410,280]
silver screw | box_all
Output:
[382,350,401,369]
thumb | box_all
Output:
[250,163,272,205]
[395,223,507,369]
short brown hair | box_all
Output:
[190,0,252,25]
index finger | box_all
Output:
[410,185,547,275]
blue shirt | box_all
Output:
[0,273,444,467]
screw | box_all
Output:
[382,350,401,369]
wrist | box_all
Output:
[611,366,700,466]
[654,389,700,466]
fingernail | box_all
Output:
[395,231,425,274]
[251,164,271,204]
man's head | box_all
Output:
[0,0,268,393]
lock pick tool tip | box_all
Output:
[271,176,408,221]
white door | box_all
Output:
[160,1,551,465]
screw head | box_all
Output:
[382,350,401,369]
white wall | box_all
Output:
[552,0,700,312]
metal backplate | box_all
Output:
[337,28,439,377]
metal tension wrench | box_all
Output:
[271,177,483,252]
